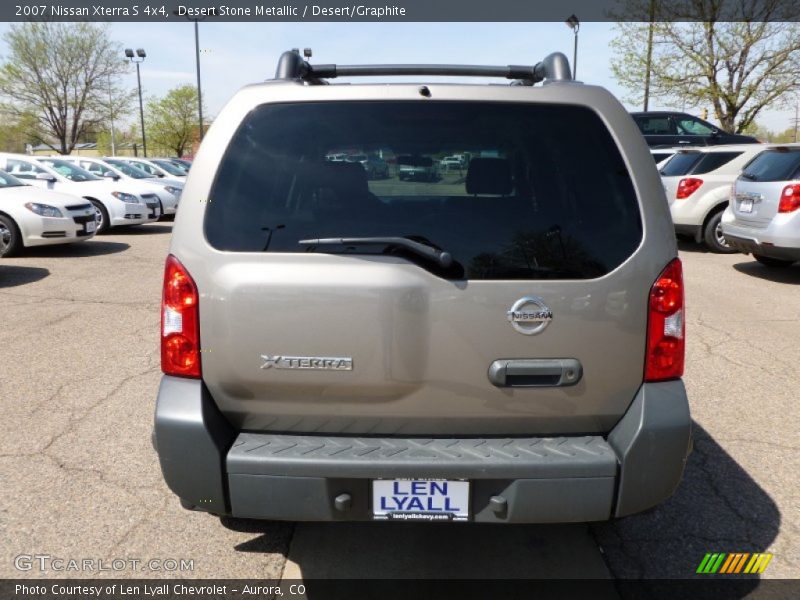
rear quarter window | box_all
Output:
[660,153,702,176]
[690,152,743,175]
[205,101,643,280]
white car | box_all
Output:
[113,157,187,182]
[659,144,767,252]
[0,154,158,233]
[0,169,96,257]
[63,157,181,217]
[439,155,466,171]
[722,144,800,267]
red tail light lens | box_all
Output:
[161,254,201,378]
[676,178,703,199]
[645,259,685,382]
[778,184,800,213]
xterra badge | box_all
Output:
[507,297,553,335]
[260,355,353,371]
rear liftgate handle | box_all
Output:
[488,359,582,388]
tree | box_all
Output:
[145,85,202,157]
[0,111,38,153]
[0,22,132,154]
[611,0,800,133]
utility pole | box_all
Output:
[194,19,204,144]
[107,73,116,156]
[174,9,207,152]
[643,0,656,111]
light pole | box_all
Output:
[125,48,147,157]
[174,10,206,150]
[565,15,580,80]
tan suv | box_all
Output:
[154,50,691,524]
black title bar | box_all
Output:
[6,0,800,22]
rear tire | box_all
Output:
[89,199,110,234]
[0,214,22,257]
[703,210,737,254]
[753,254,794,268]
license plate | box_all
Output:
[739,199,753,213]
[85,220,96,233]
[372,479,469,521]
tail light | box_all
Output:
[161,254,201,378]
[778,184,800,213]
[676,178,703,199]
[645,259,684,382]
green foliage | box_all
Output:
[0,112,39,152]
[611,1,800,133]
[144,85,202,157]
[0,23,132,154]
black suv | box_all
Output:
[631,111,759,148]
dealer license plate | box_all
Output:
[739,199,753,213]
[372,479,469,521]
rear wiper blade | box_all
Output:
[298,237,453,268]
[739,172,758,181]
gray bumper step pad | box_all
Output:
[227,433,617,479]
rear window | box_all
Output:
[205,101,642,280]
[740,149,800,182]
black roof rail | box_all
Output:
[273,50,573,86]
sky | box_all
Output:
[0,21,796,133]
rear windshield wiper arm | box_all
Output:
[298,237,453,268]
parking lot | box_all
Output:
[1,224,798,581]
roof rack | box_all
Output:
[273,49,573,86]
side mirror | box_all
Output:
[103,171,120,180]
[35,172,56,182]
[711,128,720,137]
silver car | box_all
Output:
[153,50,691,524]
[722,144,800,267]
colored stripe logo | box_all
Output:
[697,553,773,574]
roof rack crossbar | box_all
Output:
[273,50,573,85]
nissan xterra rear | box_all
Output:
[154,50,691,523]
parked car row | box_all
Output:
[655,142,800,267]
[0,153,190,257]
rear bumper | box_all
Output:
[153,377,691,523]
[723,234,800,261]
[722,211,800,259]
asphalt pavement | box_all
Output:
[1,225,797,582]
